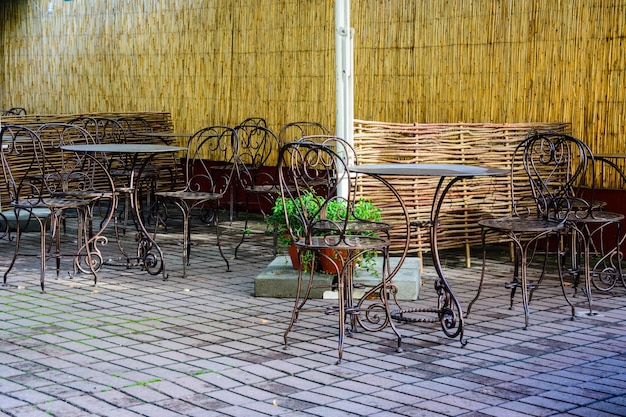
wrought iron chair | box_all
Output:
[154,126,239,277]
[277,140,401,363]
[234,120,329,256]
[234,124,282,257]
[466,131,622,327]
[278,121,331,144]
[297,135,391,238]
[584,156,626,291]
[1,124,115,291]
[561,139,624,304]
[228,117,268,217]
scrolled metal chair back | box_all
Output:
[1,107,27,116]
[35,123,102,194]
[512,131,589,223]
[183,126,239,196]
[115,116,154,143]
[278,121,330,145]
[0,124,44,206]
[277,141,356,246]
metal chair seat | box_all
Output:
[467,131,599,328]
[156,190,223,201]
[295,234,389,252]
[566,209,624,224]
[478,216,566,234]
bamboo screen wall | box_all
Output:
[1,1,625,187]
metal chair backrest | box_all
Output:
[36,122,96,174]
[0,124,43,207]
[1,107,27,116]
[277,140,359,246]
[235,124,278,168]
[297,134,358,167]
[115,116,154,143]
[182,126,239,196]
[512,131,589,223]
[278,121,330,145]
[70,117,133,147]
[235,125,280,191]
[2,123,103,201]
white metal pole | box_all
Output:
[336,0,354,197]
[335,0,354,156]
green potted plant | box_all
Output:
[267,194,383,275]
[319,197,383,275]
[266,192,323,270]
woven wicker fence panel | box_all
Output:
[353,120,571,255]
[1,112,173,133]
[1,112,177,196]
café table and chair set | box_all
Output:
[0,119,623,363]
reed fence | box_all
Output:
[353,120,571,261]
[1,2,625,190]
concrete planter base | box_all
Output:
[254,256,421,300]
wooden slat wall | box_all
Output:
[1,1,625,187]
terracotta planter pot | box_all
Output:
[319,248,346,275]
[287,240,300,270]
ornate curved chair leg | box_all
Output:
[528,238,550,303]
[336,267,346,364]
[379,249,402,352]
[284,250,309,350]
[556,232,577,320]
[4,228,22,286]
[234,196,251,259]
[214,210,231,272]
[182,207,191,279]
[518,245,530,329]
[466,228,488,317]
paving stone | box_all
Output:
[0,219,625,416]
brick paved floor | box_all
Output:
[0,213,625,416]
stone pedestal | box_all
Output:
[254,256,421,300]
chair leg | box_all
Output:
[466,228,488,317]
[615,224,625,289]
[40,218,50,293]
[556,232,576,320]
[234,195,251,259]
[589,223,624,292]
[79,205,103,285]
[283,249,311,350]
[507,246,520,310]
[355,248,403,353]
[336,264,346,364]
[518,244,530,329]
[298,250,316,313]
[528,239,550,303]
[181,207,191,279]
[214,210,231,272]
[52,213,62,281]
[4,227,23,286]
[582,235,594,315]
